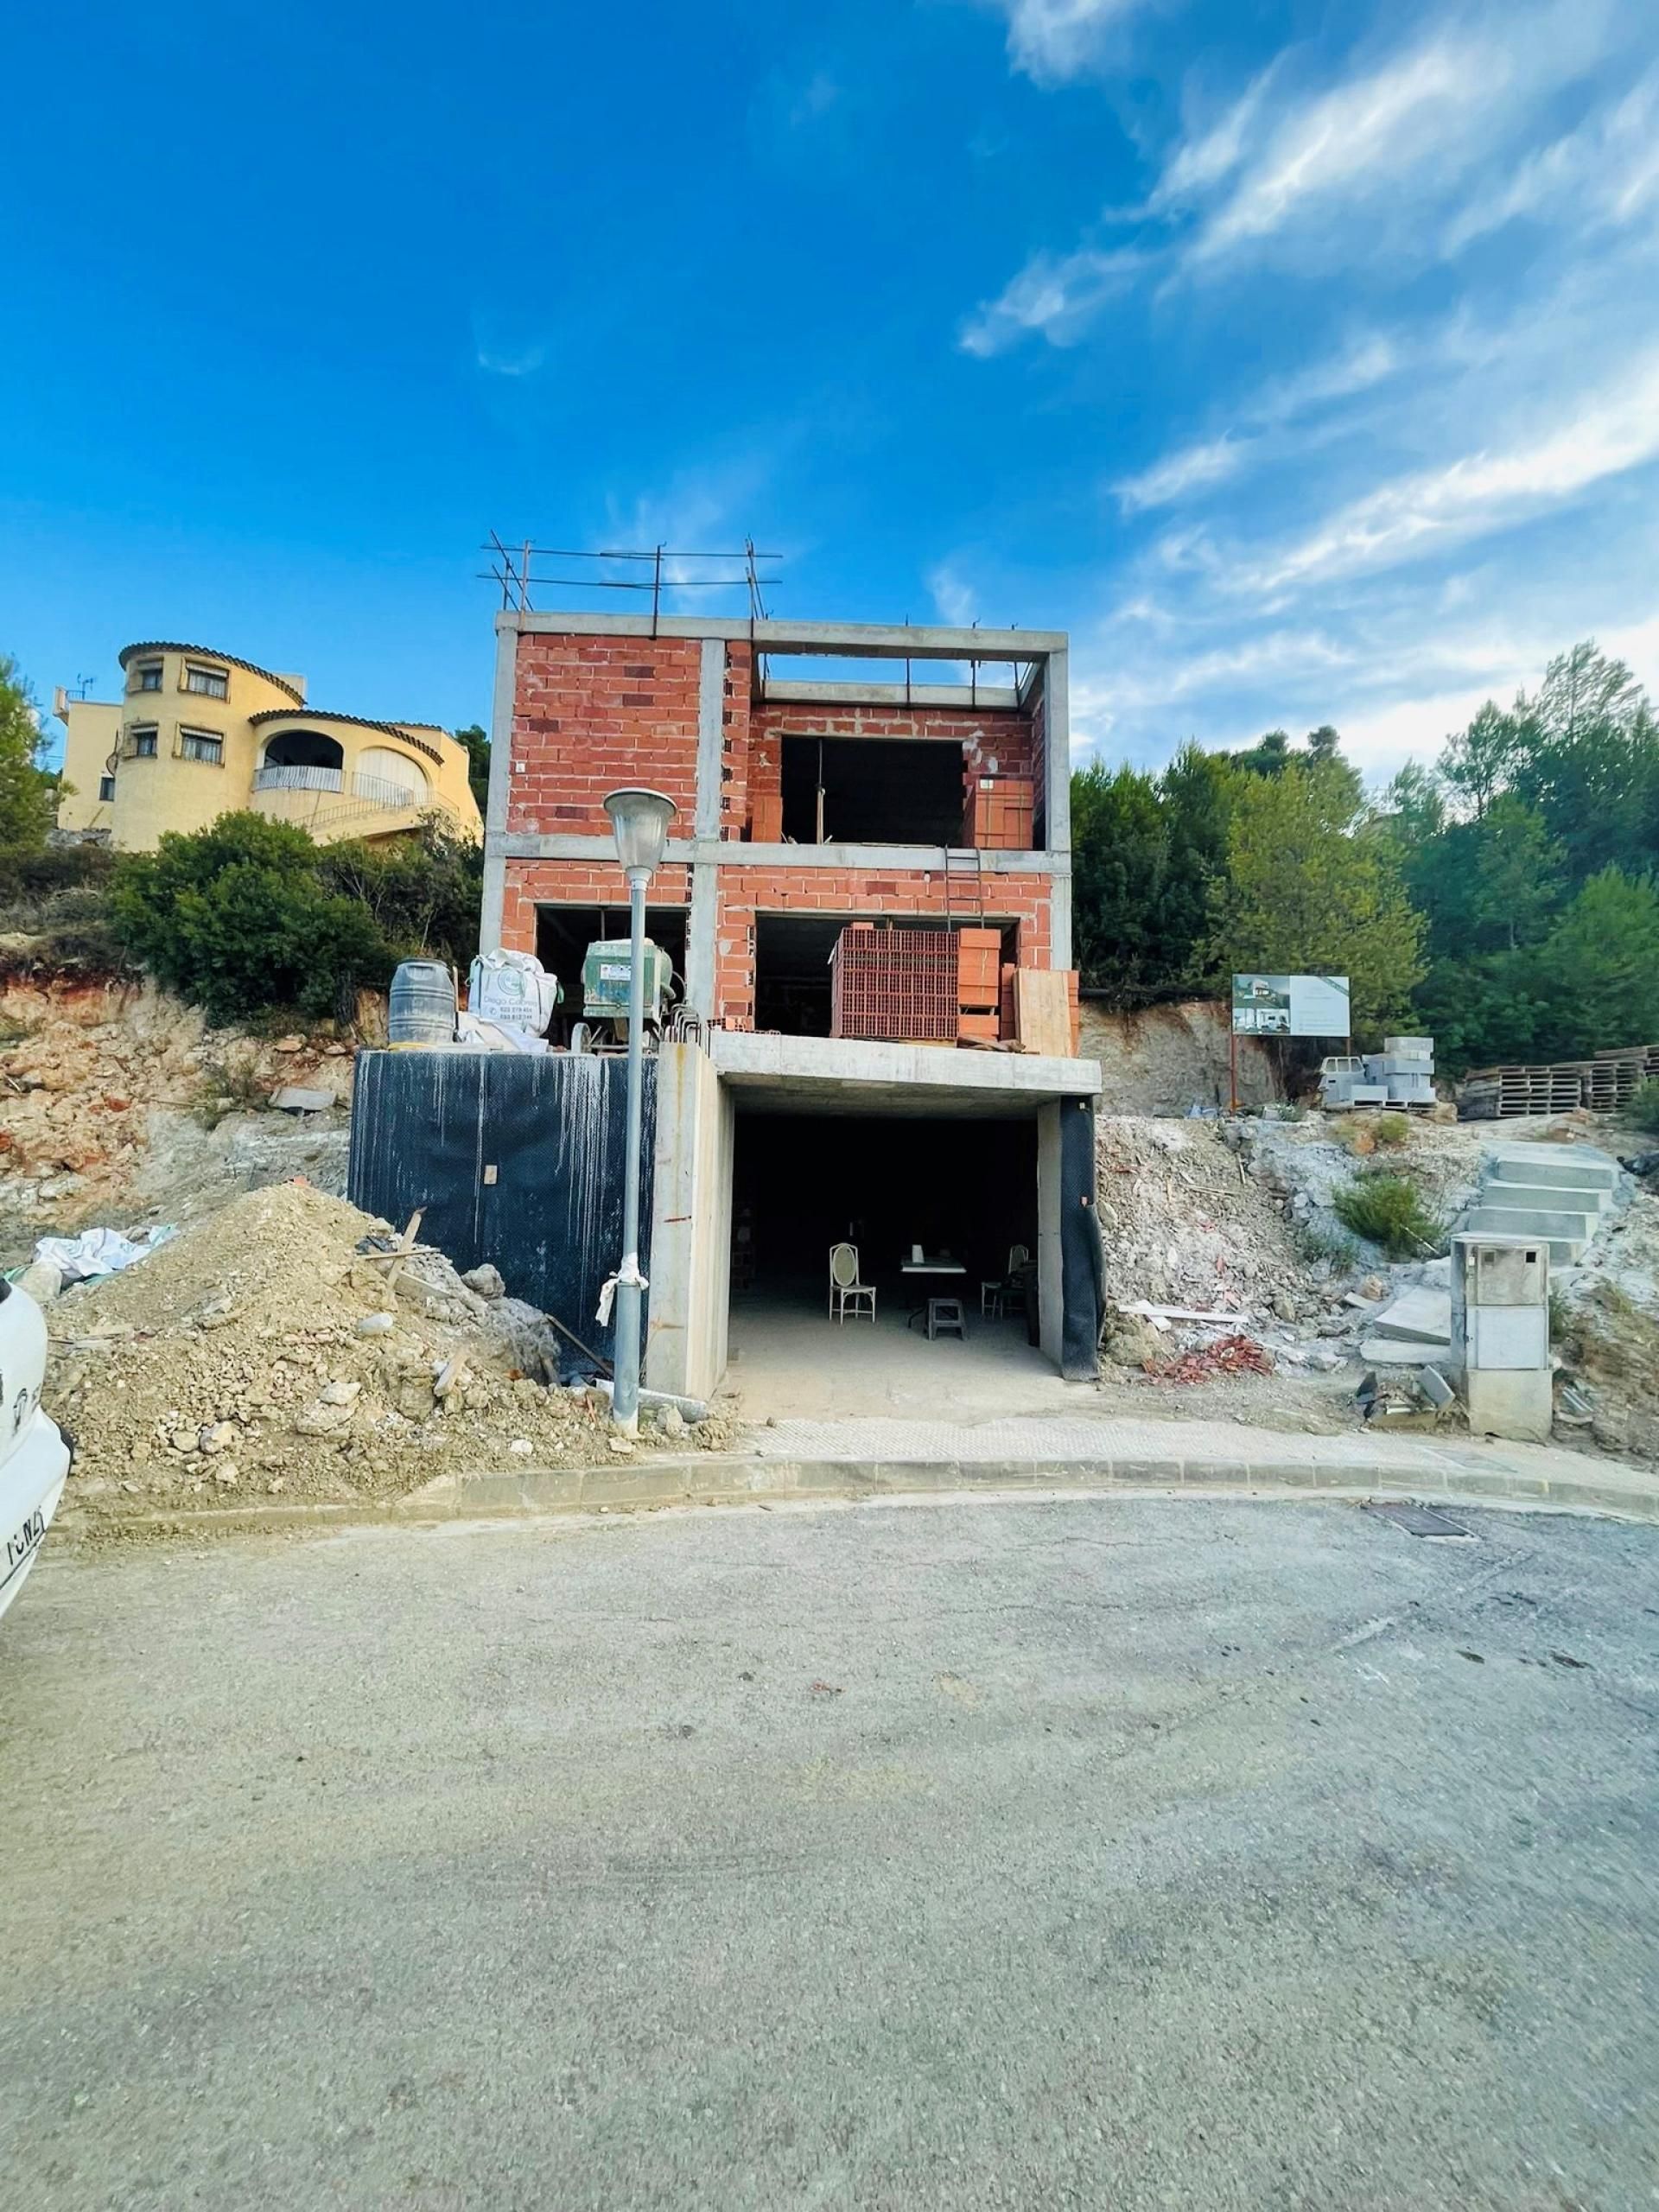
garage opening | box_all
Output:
[534,905,689,1039]
[725,1106,1052,1415]
[781,737,964,846]
[753,913,1018,1037]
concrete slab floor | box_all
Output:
[726,1285,1081,1421]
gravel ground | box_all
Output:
[3,1496,1657,2210]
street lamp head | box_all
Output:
[602,787,678,879]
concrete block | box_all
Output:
[1465,1365,1553,1443]
[1419,1364,1456,1408]
[1371,1287,1453,1344]
[1361,1338,1453,1365]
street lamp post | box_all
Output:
[601,787,678,1434]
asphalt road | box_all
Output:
[3,1496,1657,2212]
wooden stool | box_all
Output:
[926,1297,965,1341]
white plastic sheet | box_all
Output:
[34,1224,177,1283]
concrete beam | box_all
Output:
[685,865,718,1017]
[499,608,1065,661]
[710,1029,1100,1116]
[499,831,1068,877]
[758,679,1023,712]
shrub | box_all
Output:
[1372,1112,1411,1149]
[1630,1077,1659,1136]
[1333,1168,1446,1260]
[1269,1100,1306,1122]
[111,814,391,1025]
[1293,1220,1360,1268]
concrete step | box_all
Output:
[1485,1145,1620,1192]
[1480,1178,1611,1216]
[1370,1287,1453,1344]
[1460,1209,1587,1264]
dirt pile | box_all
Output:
[0,976,363,1256]
[46,1180,734,1525]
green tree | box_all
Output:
[111,813,389,1024]
[1467,796,1563,951]
[1532,867,1659,1059]
[1208,757,1425,1034]
[0,655,60,850]
[455,723,491,813]
[319,821,483,970]
[1070,762,1170,1001]
[1439,699,1523,819]
[1509,643,1659,887]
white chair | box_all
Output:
[829,1242,875,1324]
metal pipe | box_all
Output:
[610,863,650,1433]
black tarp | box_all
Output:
[1059,1096,1103,1380]
[346,1051,656,1364]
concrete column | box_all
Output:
[694,639,726,841]
[480,619,519,952]
[685,866,719,1018]
[645,1043,733,1400]
[1044,647,1071,887]
[1037,1100,1064,1369]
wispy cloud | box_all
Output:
[1230,347,1659,594]
[1446,67,1659,251]
[989,0,1149,85]
[1115,435,1243,514]
[929,563,980,627]
[959,244,1145,356]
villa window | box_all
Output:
[133,662,163,692]
[98,774,117,801]
[179,728,224,765]
[184,663,229,699]
[128,727,159,759]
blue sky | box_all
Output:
[6,0,1659,783]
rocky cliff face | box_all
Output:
[0,976,371,1261]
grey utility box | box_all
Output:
[1451,1233,1552,1441]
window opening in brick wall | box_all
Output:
[779,736,967,847]
[532,903,689,1041]
[753,912,1015,1039]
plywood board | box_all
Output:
[1014,969,1071,1058]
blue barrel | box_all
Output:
[388,960,457,1048]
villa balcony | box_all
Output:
[251,764,461,842]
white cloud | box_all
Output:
[1446,69,1659,251]
[1115,435,1243,513]
[959,245,1145,355]
[991,0,1147,84]
[929,563,980,626]
[1231,347,1659,594]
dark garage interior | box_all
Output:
[730,1109,1038,1317]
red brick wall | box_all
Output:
[1030,682,1048,846]
[508,635,704,837]
[499,860,694,954]
[720,643,753,836]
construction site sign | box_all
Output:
[1231,974,1351,1039]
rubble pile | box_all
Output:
[45,1180,733,1523]
[1096,1116,1314,1319]
[0,976,355,1249]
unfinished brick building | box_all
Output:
[483,610,1103,1396]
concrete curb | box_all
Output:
[61,1439,1659,1544]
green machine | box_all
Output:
[571,938,677,1051]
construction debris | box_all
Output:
[44,1180,738,1525]
[1146,1333,1274,1384]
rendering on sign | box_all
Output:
[1231,974,1351,1038]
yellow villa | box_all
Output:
[54,641,482,851]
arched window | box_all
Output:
[256,730,346,794]
[355,747,429,808]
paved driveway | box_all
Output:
[3,1497,1656,2210]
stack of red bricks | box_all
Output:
[965,776,1035,850]
[957,928,1001,1044]
[830,925,959,1043]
